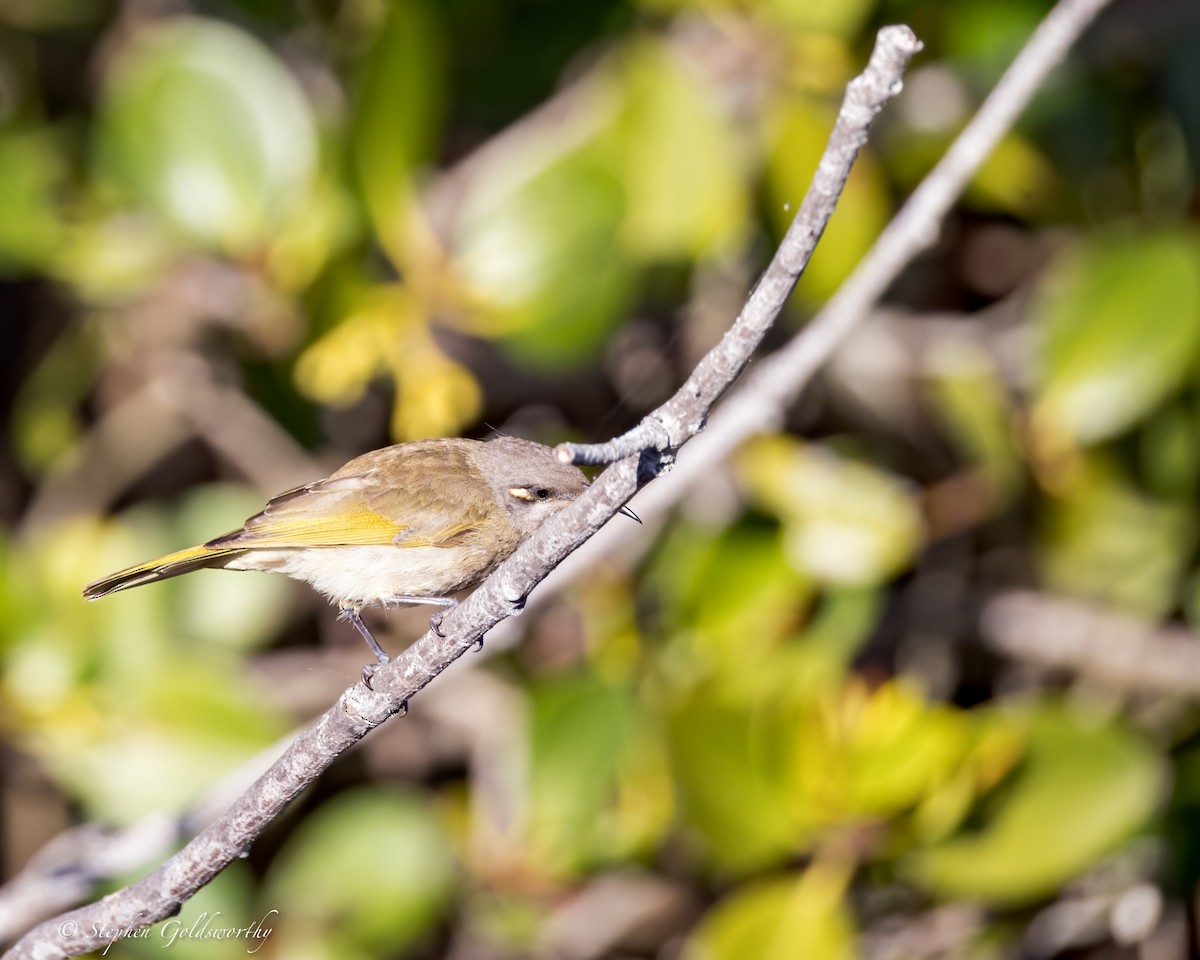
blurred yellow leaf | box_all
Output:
[967,133,1059,218]
[635,0,875,40]
[683,863,856,960]
[1032,230,1200,447]
[763,0,877,39]
[265,176,357,293]
[791,679,969,824]
[295,286,482,440]
[912,716,1024,844]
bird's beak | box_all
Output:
[582,479,641,523]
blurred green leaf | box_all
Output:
[1032,230,1200,447]
[35,664,285,822]
[12,319,98,473]
[667,681,805,871]
[455,152,634,370]
[785,587,880,692]
[909,703,1165,904]
[97,17,318,253]
[683,865,856,960]
[653,522,811,676]
[1040,457,1193,617]
[527,675,668,875]
[943,0,1047,77]
[350,0,443,265]
[1,496,290,820]
[0,129,63,270]
[267,788,455,955]
[1140,402,1199,500]
[605,38,749,260]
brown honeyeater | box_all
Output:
[84,436,639,662]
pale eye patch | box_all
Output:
[508,487,551,502]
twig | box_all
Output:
[5,25,921,960]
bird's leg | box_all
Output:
[383,595,460,638]
[341,607,390,665]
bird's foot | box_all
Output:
[428,600,460,638]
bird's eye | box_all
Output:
[535,488,550,500]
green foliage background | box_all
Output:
[1,0,1199,957]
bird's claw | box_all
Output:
[360,650,391,690]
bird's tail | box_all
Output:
[83,544,245,600]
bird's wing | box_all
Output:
[207,444,491,551]
[358,442,493,547]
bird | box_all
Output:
[84,436,639,663]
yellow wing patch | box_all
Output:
[207,474,482,550]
